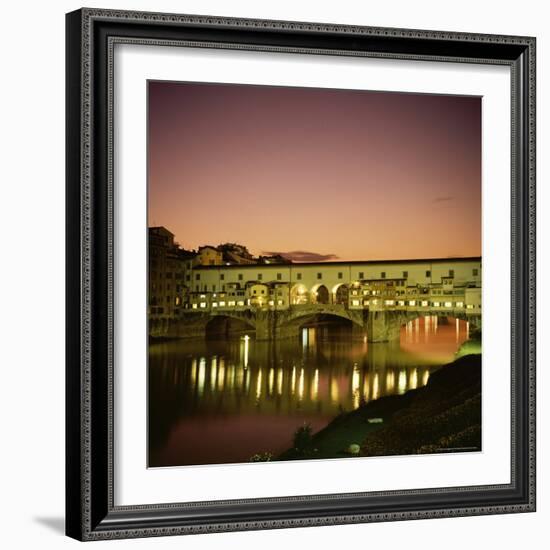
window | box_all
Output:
[195,273,200,281]
[449,269,455,277]
[297,273,302,280]
[258,274,263,280]
[212,285,216,292]
[358,272,364,279]
[473,268,479,276]
[220,274,225,280]
[253,290,257,294]
[185,274,190,282]
[238,274,243,281]
[166,272,173,279]
[166,296,171,303]
[381,272,386,279]
[338,272,343,279]
[352,299,360,307]
[277,273,282,280]
[426,270,431,278]
[317,273,322,279]
[403,271,408,278]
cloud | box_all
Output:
[262,250,340,262]
[433,196,454,203]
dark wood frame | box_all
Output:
[66,8,536,541]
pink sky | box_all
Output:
[148,81,481,262]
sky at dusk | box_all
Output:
[148,81,481,262]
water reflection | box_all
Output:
[149,316,468,467]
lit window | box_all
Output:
[212,302,218,308]
[277,300,284,306]
[352,290,358,296]
[199,302,207,308]
[268,300,275,306]
[466,304,474,309]
[352,299,360,306]
[409,300,416,306]
[421,300,428,307]
[398,300,405,306]
[219,301,226,307]
[444,302,452,308]
[363,300,370,306]
[192,303,198,309]
[456,302,464,308]
[200,294,205,299]
[385,300,395,306]
[433,301,440,307]
[237,301,245,306]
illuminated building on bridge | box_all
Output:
[149,256,481,342]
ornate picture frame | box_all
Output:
[66,8,536,541]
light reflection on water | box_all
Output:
[149,316,469,467]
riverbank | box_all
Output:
[277,352,481,461]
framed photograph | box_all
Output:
[66,8,536,541]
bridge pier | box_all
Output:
[366,310,401,343]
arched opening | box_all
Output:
[205,315,255,340]
[298,314,355,347]
[290,283,309,305]
[332,283,349,305]
[399,315,478,363]
[311,284,330,304]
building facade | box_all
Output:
[185,258,482,316]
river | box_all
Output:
[149,316,469,467]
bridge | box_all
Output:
[149,257,481,342]
[156,302,480,343]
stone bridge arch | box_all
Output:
[367,310,482,343]
[205,312,256,338]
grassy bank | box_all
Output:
[277,352,481,461]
